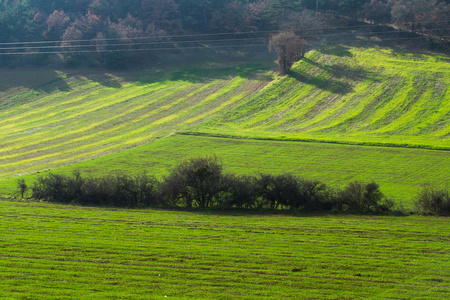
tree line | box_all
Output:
[12,155,446,214]
[1,1,449,68]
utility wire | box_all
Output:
[1,27,448,53]
[1,35,448,56]
[0,19,448,47]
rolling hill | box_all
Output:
[0,45,449,203]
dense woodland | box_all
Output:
[1,0,449,68]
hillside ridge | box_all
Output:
[0,45,449,179]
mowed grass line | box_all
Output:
[0,80,197,159]
[3,135,448,209]
[0,82,191,159]
[0,80,179,142]
[0,199,448,299]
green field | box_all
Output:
[2,134,448,210]
[0,45,449,207]
[194,47,450,149]
[0,199,448,299]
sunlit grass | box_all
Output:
[195,47,449,149]
[0,199,448,299]
[0,46,448,204]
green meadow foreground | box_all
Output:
[0,199,448,299]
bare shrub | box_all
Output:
[415,185,450,215]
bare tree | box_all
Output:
[269,31,306,76]
[16,178,28,198]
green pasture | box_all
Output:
[195,47,450,149]
[0,46,449,210]
[0,46,449,182]
[0,63,273,179]
[0,199,448,299]
[2,135,448,210]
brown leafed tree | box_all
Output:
[269,31,306,76]
[281,9,324,37]
[62,25,82,49]
[73,11,103,40]
[45,10,70,40]
[390,0,449,37]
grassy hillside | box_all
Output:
[194,46,450,148]
[0,46,449,201]
[1,199,449,299]
[0,64,272,178]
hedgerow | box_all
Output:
[25,156,400,213]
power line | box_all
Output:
[0,19,448,47]
[1,35,447,56]
[0,37,269,51]
[1,27,448,54]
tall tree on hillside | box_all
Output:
[390,0,448,35]
[177,0,220,31]
[390,0,418,32]
[361,0,392,23]
[93,14,149,68]
[268,0,303,24]
[73,11,104,40]
[269,31,306,76]
[0,0,36,43]
[281,9,325,37]
[139,0,181,33]
[61,25,83,67]
[337,0,370,19]
[208,0,270,33]
[88,0,111,19]
[45,10,70,40]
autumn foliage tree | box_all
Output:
[45,10,70,40]
[269,31,306,75]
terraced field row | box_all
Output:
[0,66,271,177]
[194,47,450,148]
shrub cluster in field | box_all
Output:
[414,184,450,215]
[23,156,400,213]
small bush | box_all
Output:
[221,174,257,209]
[160,156,225,208]
[415,185,450,215]
[336,181,389,212]
[31,171,158,207]
[31,173,71,203]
